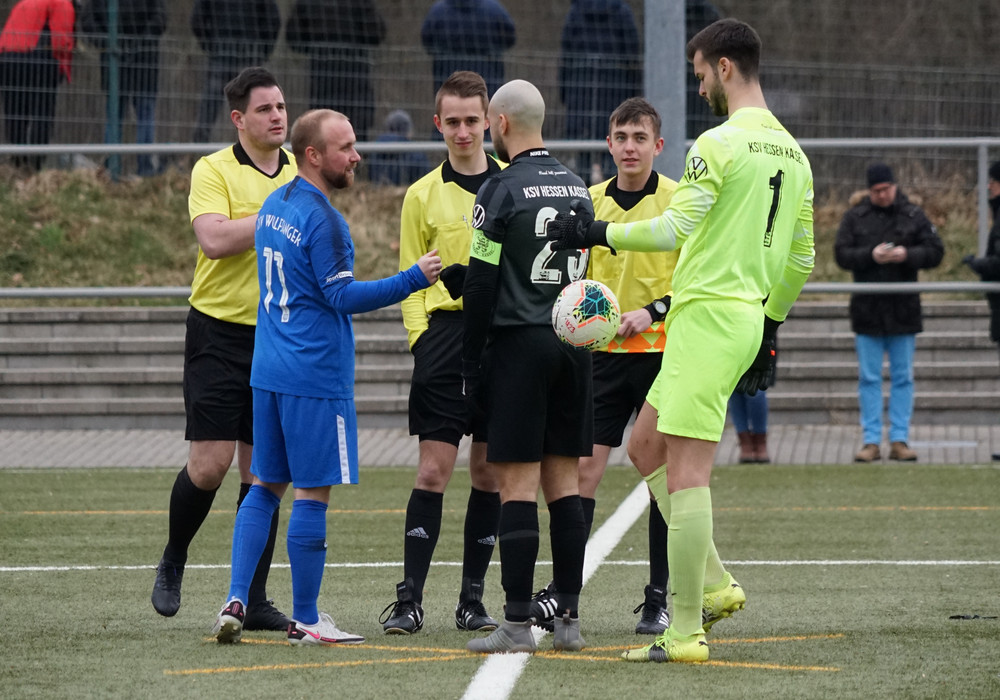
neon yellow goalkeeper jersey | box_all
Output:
[606,107,815,322]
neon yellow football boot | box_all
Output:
[621,627,709,663]
[702,572,746,633]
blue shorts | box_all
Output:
[250,388,359,488]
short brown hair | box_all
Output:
[609,97,662,139]
[290,109,348,162]
[686,18,761,81]
[224,66,282,113]
[435,71,489,116]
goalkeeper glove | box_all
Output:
[546,199,610,251]
[734,315,781,396]
[440,263,467,300]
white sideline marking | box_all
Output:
[3,559,1000,574]
[461,482,651,700]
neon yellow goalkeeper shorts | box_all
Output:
[647,300,762,442]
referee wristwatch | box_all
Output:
[644,296,670,322]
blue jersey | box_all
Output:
[251,176,429,399]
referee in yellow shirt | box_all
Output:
[151,67,296,630]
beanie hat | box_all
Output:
[384,109,413,137]
[989,161,1000,183]
[866,163,894,188]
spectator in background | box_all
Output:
[367,109,430,186]
[81,0,165,177]
[962,160,1000,460]
[0,0,76,170]
[962,161,1000,354]
[285,0,386,141]
[421,0,515,98]
[559,0,640,184]
[835,163,944,464]
[728,390,769,463]
[190,0,280,143]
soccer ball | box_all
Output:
[551,279,621,350]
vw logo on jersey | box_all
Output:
[472,203,486,229]
[685,157,707,182]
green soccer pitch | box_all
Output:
[2,462,998,699]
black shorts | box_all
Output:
[484,325,593,463]
[592,351,663,447]
[183,307,255,444]
[408,311,485,445]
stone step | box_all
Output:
[2,301,998,429]
[0,395,412,430]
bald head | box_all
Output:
[487,80,545,162]
[489,80,545,134]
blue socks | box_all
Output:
[227,485,281,603]
[287,499,329,625]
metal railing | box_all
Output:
[2,135,997,241]
[4,281,1000,300]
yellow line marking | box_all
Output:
[167,654,469,676]
[703,660,840,672]
[180,633,846,676]
[713,634,846,644]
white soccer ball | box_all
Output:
[551,279,621,350]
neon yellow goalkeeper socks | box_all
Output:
[643,464,670,525]
[667,487,713,636]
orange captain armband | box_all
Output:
[605,321,666,353]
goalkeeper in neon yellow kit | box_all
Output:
[547,18,815,663]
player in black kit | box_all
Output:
[462,79,593,654]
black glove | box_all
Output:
[440,263,467,300]
[546,199,610,251]
[462,361,486,435]
[962,254,985,275]
[734,316,781,396]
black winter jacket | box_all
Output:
[834,190,944,336]
[965,195,1000,341]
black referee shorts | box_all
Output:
[485,325,593,463]
[182,307,255,444]
[408,311,482,446]
[592,351,663,448]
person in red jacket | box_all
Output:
[0,0,75,170]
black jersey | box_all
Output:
[470,149,592,328]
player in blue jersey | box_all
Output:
[212,109,442,646]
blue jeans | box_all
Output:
[104,94,157,176]
[855,334,915,445]
[728,390,768,433]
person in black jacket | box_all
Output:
[285,0,385,141]
[962,161,1000,459]
[835,163,944,463]
[421,0,515,99]
[558,0,640,184]
[82,0,165,176]
[190,0,280,143]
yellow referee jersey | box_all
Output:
[589,172,678,353]
[398,157,501,349]
[188,143,296,326]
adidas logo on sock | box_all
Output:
[477,535,496,546]
[406,527,430,539]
